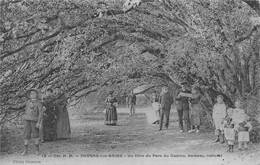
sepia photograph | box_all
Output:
[0,0,260,165]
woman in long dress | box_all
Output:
[188,86,204,133]
[55,87,71,139]
[105,91,118,125]
[42,88,58,142]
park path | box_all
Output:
[0,106,260,165]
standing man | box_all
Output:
[159,86,173,131]
[176,82,191,132]
[127,91,137,116]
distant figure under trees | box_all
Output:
[127,91,136,116]
[105,91,118,125]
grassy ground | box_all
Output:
[0,106,260,165]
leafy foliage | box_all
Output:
[0,0,259,126]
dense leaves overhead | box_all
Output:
[0,0,260,123]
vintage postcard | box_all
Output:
[1,0,260,165]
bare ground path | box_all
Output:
[1,106,260,165]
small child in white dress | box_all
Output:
[232,100,252,151]
[223,108,235,152]
[152,98,160,124]
[146,98,161,124]
[212,95,227,143]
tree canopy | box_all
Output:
[0,0,260,123]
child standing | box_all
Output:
[10,89,43,155]
[212,95,227,143]
[152,98,160,124]
[223,108,235,152]
[232,100,252,151]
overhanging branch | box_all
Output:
[242,0,260,16]
[235,26,258,43]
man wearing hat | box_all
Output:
[10,89,43,155]
[159,86,173,131]
[176,82,192,132]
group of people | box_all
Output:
[145,82,253,152]
[145,86,174,129]
[8,82,253,156]
[147,82,206,132]
[213,96,252,152]
[41,87,71,142]
[16,82,249,155]
[175,82,207,133]
[10,87,71,156]
[103,82,207,133]
[148,82,253,152]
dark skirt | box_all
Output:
[56,108,71,139]
[105,105,117,125]
[42,116,57,141]
[190,103,203,126]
